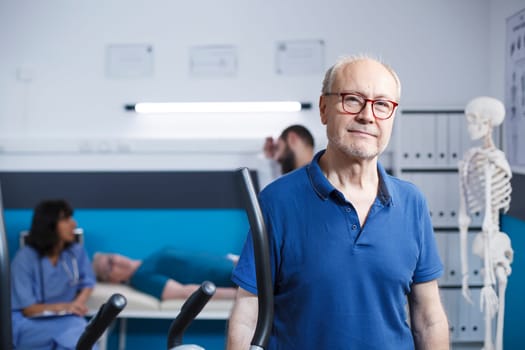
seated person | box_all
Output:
[10,199,96,350]
[92,247,238,300]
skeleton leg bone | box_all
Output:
[495,265,508,350]
[473,231,513,350]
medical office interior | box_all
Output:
[1,0,525,349]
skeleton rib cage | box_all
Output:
[461,147,512,224]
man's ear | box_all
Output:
[319,95,328,125]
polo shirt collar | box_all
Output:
[307,150,393,206]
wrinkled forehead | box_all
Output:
[335,60,399,99]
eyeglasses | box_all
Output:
[324,92,399,120]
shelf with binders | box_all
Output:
[397,110,473,170]
[396,110,486,348]
[441,287,491,345]
[435,229,483,288]
[399,170,483,229]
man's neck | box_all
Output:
[320,148,379,190]
[320,148,380,226]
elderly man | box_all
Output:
[227,55,449,349]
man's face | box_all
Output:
[275,137,296,174]
[320,59,398,160]
[94,253,136,283]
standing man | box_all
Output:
[228,55,449,349]
[263,124,315,175]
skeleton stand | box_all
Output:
[458,97,513,350]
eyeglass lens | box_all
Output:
[342,94,394,119]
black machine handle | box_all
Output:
[238,168,274,350]
[0,184,13,350]
[76,293,127,350]
[167,281,216,349]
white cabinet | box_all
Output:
[398,111,474,169]
[435,232,483,287]
[397,110,483,349]
[441,288,487,343]
[400,172,482,228]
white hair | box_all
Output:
[321,54,402,100]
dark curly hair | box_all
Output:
[26,199,74,256]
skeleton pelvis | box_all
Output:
[472,231,514,273]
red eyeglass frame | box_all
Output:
[324,92,399,120]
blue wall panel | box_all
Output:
[501,214,525,349]
[5,208,249,349]
[5,208,249,260]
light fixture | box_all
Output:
[125,101,312,114]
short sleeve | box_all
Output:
[11,248,39,310]
[412,196,443,283]
[231,194,279,295]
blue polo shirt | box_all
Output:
[232,150,443,350]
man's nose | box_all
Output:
[355,101,375,123]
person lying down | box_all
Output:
[92,247,238,300]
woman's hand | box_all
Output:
[67,299,89,316]
[68,287,93,315]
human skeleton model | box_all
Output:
[458,97,513,350]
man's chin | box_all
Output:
[341,146,379,160]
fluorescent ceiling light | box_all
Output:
[125,101,311,113]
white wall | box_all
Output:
[489,0,525,100]
[0,0,493,181]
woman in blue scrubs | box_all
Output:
[10,199,96,350]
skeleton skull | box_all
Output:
[472,231,514,275]
[465,97,505,141]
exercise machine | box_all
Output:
[76,167,273,349]
[0,183,13,349]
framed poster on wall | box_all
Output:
[505,7,525,174]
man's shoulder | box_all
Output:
[259,167,311,205]
[385,173,426,201]
[261,167,309,193]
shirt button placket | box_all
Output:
[345,207,357,236]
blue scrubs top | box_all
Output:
[10,243,96,350]
[232,150,443,350]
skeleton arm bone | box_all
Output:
[480,161,499,333]
[482,162,497,285]
[458,159,473,303]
